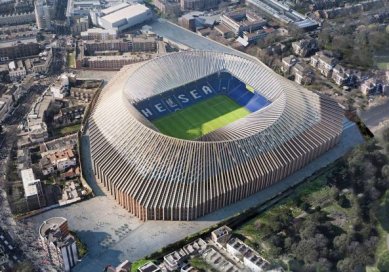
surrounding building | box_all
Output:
[8,60,26,81]
[0,12,35,26]
[211,225,232,245]
[39,217,79,272]
[292,63,314,85]
[81,53,152,70]
[310,51,338,77]
[227,238,271,271]
[34,0,52,30]
[281,55,298,74]
[178,11,218,31]
[89,51,344,221]
[153,0,181,16]
[219,9,266,36]
[50,74,69,99]
[21,168,45,210]
[70,87,96,102]
[138,262,161,272]
[98,3,152,32]
[80,28,117,40]
[246,0,318,30]
[180,0,220,11]
[0,41,40,62]
[40,148,77,175]
[292,38,318,57]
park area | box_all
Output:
[234,133,389,272]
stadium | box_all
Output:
[89,51,344,221]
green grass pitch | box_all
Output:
[152,95,251,140]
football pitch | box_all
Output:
[152,95,251,140]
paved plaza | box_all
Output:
[25,120,363,272]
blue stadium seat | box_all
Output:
[245,93,270,112]
[134,72,272,121]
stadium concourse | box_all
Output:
[89,51,344,221]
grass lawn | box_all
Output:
[67,51,76,68]
[152,95,250,140]
[130,259,155,272]
[53,124,81,137]
[374,55,389,70]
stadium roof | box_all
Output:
[101,4,149,25]
[89,51,344,220]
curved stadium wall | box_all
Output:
[89,51,344,221]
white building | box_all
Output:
[98,3,152,32]
[21,168,45,209]
[50,74,69,99]
[8,60,26,81]
[39,217,78,272]
[80,28,117,40]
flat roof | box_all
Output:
[101,2,129,15]
[101,4,149,25]
[21,168,39,197]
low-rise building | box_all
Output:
[220,9,267,36]
[105,260,132,272]
[70,87,96,102]
[41,148,77,174]
[39,217,78,272]
[138,262,161,272]
[50,74,69,99]
[153,0,181,16]
[291,63,314,85]
[331,64,351,86]
[310,51,338,78]
[80,28,117,40]
[98,3,152,32]
[21,168,45,210]
[360,78,384,96]
[8,60,26,81]
[0,41,40,62]
[83,53,152,70]
[227,237,271,272]
[211,225,232,245]
[281,55,298,74]
[292,38,318,57]
[53,105,85,125]
[164,249,188,271]
[130,35,158,52]
[180,0,220,11]
[179,11,217,32]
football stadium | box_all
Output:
[89,51,344,221]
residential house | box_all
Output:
[360,78,384,96]
[281,55,298,74]
[310,51,338,77]
[292,38,318,57]
[211,225,232,245]
[331,64,351,86]
[292,63,314,85]
[40,148,77,174]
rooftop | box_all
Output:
[21,168,39,197]
[101,4,149,25]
